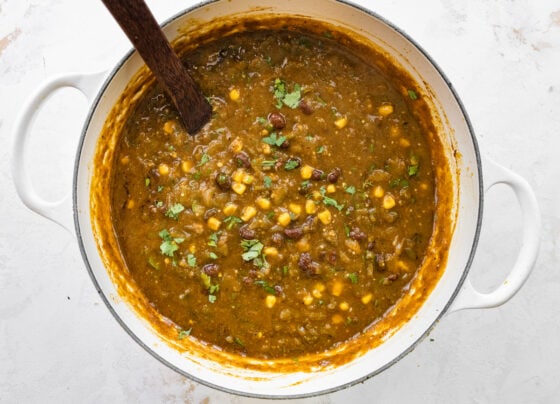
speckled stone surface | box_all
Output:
[1,0,559,402]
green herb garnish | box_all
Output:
[408,164,419,177]
[262,132,287,147]
[273,78,302,109]
[254,280,277,295]
[224,215,242,230]
[347,273,359,284]
[408,89,418,100]
[187,253,197,267]
[158,229,184,257]
[345,185,356,195]
[198,153,211,167]
[264,176,273,188]
[284,160,300,171]
[165,203,185,220]
[320,187,344,211]
[178,328,192,340]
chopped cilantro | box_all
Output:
[408,164,419,177]
[262,132,287,147]
[157,185,164,192]
[178,328,192,340]
[408,89,418,100]
[273,78,302,109]
[158,229,184,257]
[344,223,351,237]
[165,203,185,220]
[316,145,325,154]
[197,153,211,167]
[254,280,277,295]
[224,215,242,230]
[187,253,197,267]
[145,177,150,187]
[155,201,164,208]
[208,294,217,304]
[264,176,273,188]
[208,232,220,247]
[209,252,218,260]
[241,239,264,261]
[284,160,299,171]
[345,185,356,195]
[261,159,277,168]
[347,272,359,284]
[320,187,344,211]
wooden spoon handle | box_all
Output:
[101,0,211,134]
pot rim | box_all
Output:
[72,0,484,398]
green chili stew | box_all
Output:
[104,25,446,361]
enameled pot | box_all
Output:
[12,0,541,398]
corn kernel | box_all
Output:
[296,236,311,252]
[288,203,302,216]
[303,295,314,305]
[312,190,322,200]
[222,203,238,216]
[420,182,429,191]
[331,314,344,324]
[120,155,130,165]
[126,199,135,209]
[188,244,196,254]
[232,169,245,183]
[300,165,314,179]
[314,283,326,292]
[399,138,411,147]
[257,331,263,338]
[277,212,291,227]
[229,137,243,154]
[207,217,221,231]
[331,280,343,297]
[312,288,322,299]
[372,185,385,198]
[232,182,247,195]
[158,163,170,176]
[240,206,257,222]
[261,129,269,136]
[334,116,348,129]
[256,197,272,210]
[383,194,396,209]
[326,184,336,194]
[229,88,240,101]
[262,143,272,155]
[378,104,394,116]
[181,160,194,173]
[264,246,278,257]
[163,120,176,134]
[317,209,332,225]
[339,302,350,311]
[265,295,277,308]
[361,293,373,304]
[242,174,254,185]
[305,199,317,214]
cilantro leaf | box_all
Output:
[347,273,359,284]
[345,185,356,195]
[262,132,287,147]
[223,215,242,230]
[408,164,419,177]
[178,328,192,340]
[284,159,300,171]
[264,176,273,188]
[197,153,211,167]
[273,78,302,109]
[165,203,185,220]
[320,187,344,211]
[158,229,184,257]
[187,253,197,267]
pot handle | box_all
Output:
[448,157,541,313]
[11,71,107,234]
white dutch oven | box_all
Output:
[12,0,541,398]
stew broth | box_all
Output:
[109,27,440,360]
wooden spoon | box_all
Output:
[101,0,212,135]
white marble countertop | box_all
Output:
[1,0,559,402]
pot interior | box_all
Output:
[74,0,481,398]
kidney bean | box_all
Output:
[271,232,284,245]
[349,227,367,241]
[311,169,324,181]
[284,226,304,239]
[234,151,252,169]
[327,167,342,183]
[298,253,320,276]
[215,171,232,190]
[299,99,314,115]
[202,263,219,276]
[268,112,286,129]
[239,225,256,240]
